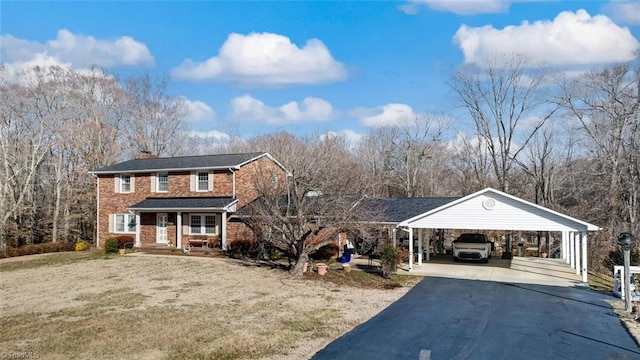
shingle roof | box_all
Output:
[129,197,237,210]
[363,197,459,223]
[237,195,459,223]
[91,152,267,173]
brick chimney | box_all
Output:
[138,151,158,159]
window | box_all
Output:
[189,214,217,235]
[190,215,202,234]
[157,173,168,192]
[197,172,209,191]
[120,175,131,193]
[205,215,216,234]
[115,214,136,233]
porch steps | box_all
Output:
[136,245,225,257]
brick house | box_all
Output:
[90,152,289,250]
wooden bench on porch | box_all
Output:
[186,236,220,249]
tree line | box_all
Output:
[0,54,638,273]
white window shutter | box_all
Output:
[114,174,119,193]
[208,170,214,192]
[190,171,195,192]
[151,173,156,192]
[130,174,135,192]
[108,214,114,233]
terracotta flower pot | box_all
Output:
[316,263,328,276]
[118,249,126,255]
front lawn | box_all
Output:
[0,251,417,359]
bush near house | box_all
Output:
[380,243,402,279]
[310,244,340,261]
[104,238,119,254]
[227,239,259,258]
[115,236,135,249]
[1,241,75,259]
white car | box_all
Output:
[452,233,493,263]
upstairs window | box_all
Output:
[197,172,209,191]
[157,173,168,192]
[120,175,131,193]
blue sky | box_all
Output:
[2,1,639,144]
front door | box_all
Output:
[157,213,168,245]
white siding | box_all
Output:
[406,193,590,232]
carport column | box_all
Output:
[408,227,414,271]
[135,212,141,247]
[176,212,182,248]
[574,232,581,275]
[562,230,569,263]
[221,211,227,251]
[418,229,423,265]
[426,231,430,262]
[392,227,397,247]
[569,232,575,269]
[581,231,588,283]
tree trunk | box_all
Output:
[290,252,309,276]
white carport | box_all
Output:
[396,188,600,283]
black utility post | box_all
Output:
[617,232,636,313]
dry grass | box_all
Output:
[0,251,416,360]
[588,271,614,293]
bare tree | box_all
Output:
[0,66,58,251]
[449,133,494,193]
[122,74,188,157]
[243,133,376,276]
[357,115,448,197]
[450,53,559,192]
[559,61,640,240]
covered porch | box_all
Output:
[128,197,238,251]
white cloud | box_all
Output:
[181,98,216,122]
[320,130,364,149]
[185,130,231,141]
[607,0,640,24]
[402,0,510,15]
[171,32,347,86]
[0,54,113,85]
[230,95,334,125]
[354,103,416,127]
[1,29,154,68]
[454,9,640,67]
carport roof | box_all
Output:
[397,188,600,232]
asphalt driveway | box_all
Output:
[313,277,640,360]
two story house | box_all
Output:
[90,152,288,250]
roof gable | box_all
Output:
[90,152,285,174]
[399,188,600,232]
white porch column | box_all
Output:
[176,212,182,248]
[560,231,566,262]
[392,227,397,247]
[135,212,141,247]
[221,211,227,251]
[408,227,414,271]
[569,232,575,269]
[418,229,423,265]
[574,232,581,275]
[581,231,588,283]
